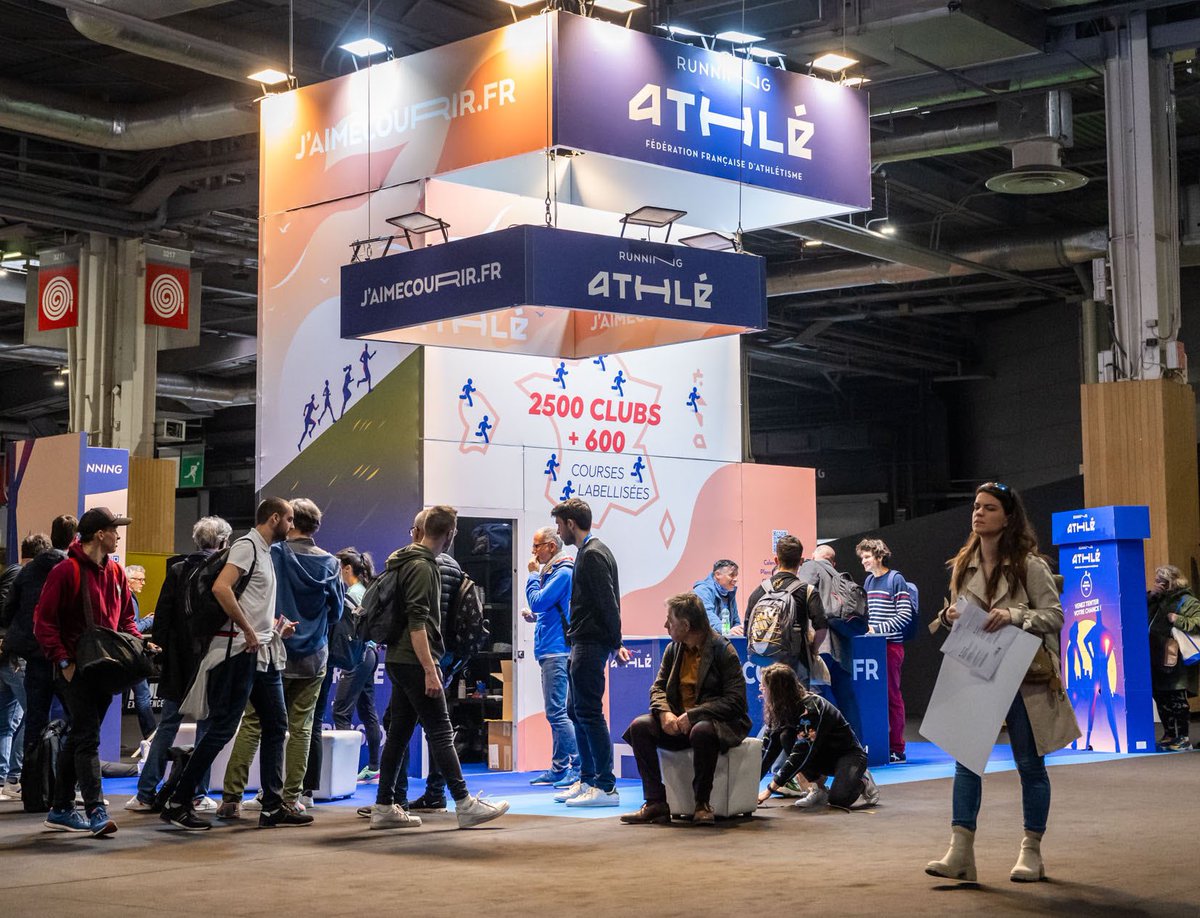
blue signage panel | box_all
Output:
[81,446,129,497]
[1055,506,1155,754]
[554,14,871,208]
[341,225,767,338]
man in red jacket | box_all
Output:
[33,506,140,837]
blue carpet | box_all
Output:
[99,743,1166,820]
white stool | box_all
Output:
[315,730,361,801]
[173,722,264,794]
[659,737,763,818]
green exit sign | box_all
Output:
[178,453,204,488]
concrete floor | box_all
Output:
[0,752,1194,917]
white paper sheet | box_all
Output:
[920,624,1041,776]
[939,598,1023,681]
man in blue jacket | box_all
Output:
[693,560,742,635]
[522,526,578,787]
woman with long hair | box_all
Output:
[756,662,879,812]
[332,548,383,782]
[926,483,1079,884]
[1146,564,1200,750]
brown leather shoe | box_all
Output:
[692,803,716,826]
[620,801,671,825]
[215,801,241,820]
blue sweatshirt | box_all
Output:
[272,538,344,661]
[693,572,739,631]
[525,554,574,660]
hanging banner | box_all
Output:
[143,244,191,330]
[35,246,81,332]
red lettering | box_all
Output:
[633,403,647,424]
[648,404,662,426]
[529,393,542,415]
[605,401,618,422]
[590,398,605,421]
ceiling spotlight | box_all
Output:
[842,76,870,88]
[620,205,687,242]
[339,37,389,58]
[248,68,289,85]
[811,51,859,72]
[654,24,707,38]
[592,0,644,12]
[747,47,784,60]
[714,30,764,45]
[802,239,824,248]
[386,211,451,247]
[496,0,544,19]
[680,232,737,252]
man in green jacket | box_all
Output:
[368,505,509,831]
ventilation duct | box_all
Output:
[986,139,1089,194]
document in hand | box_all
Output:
[920,618,1041,776]
[939,598,1023,681]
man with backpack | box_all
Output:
[125,516,231,812]
[744,535,826,686]
[856,538,916,764]
[33,506,141,837]
[368,505,509,830]
[160,497,304,831]
[1,514,75,812]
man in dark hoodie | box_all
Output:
[34,507,142,837]
[219,498,343,817]
[126,515,231,812]
[1,514,76,813]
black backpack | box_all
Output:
[746,578,811,666]
[21,719,67,813]
[359,566,403,645]
[182,536,257,657]
[444,575,488,672]
[327,592,365,670]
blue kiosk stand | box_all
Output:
[1052,505,1155,754]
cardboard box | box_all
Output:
[487,720,513,771]
[490,659,514,722]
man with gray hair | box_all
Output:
[521,526,579,786]
[124,564,157,739]
[127,516,232,811]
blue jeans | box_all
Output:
[0,660,27,782]
[567,642,614,793]
[168,652,287,811]
[539,655,578,772]
[952,692,1050,833]
[136,698,211,803]
[130,679,157,738]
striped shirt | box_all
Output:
[865,570,914,643]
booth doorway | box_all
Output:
[447,515,516,771]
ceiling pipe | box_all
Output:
[0,339,254,405]
[39,0,271,85]
[768,228,1107,296]
[0,77,257,152]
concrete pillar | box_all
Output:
[66,234,157,457]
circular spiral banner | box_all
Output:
[40,276,74,321]
[148,274,186,320]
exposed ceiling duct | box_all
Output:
[768,228,1107,296]
[0,338,254,405]
[0,77,257,151]
[986,139,1089,194]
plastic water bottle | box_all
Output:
[720,608,731,634]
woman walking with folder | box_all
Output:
[925,482,1080,884]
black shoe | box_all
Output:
[889,752,907,764]
[259,805,315,828]
[160,805,211,831]
[409,793,448,813]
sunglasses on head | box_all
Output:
[981,481,1010,493]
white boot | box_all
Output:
[1010,830,1045,882]
[925,825,977,881]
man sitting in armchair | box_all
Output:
[621,592,751,826]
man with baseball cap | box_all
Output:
[34,506,141,837]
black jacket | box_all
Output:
[632,631,751,751]
[151,550,214,703]
[567,536,622,650]
[0,548,67,661]
[769,693,864,785]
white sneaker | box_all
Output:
[553,781,585,802]
[1,782,21,799]
[794,783,829,809]
[193,796,218,813]
[369,803,422,830]
[776,778,806,798]
[298,793,315,810]
[860,770,880,807]
[123,796,153,812]
[564,785,620,807]
[242,794,263,811]
[455,794,510,829]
